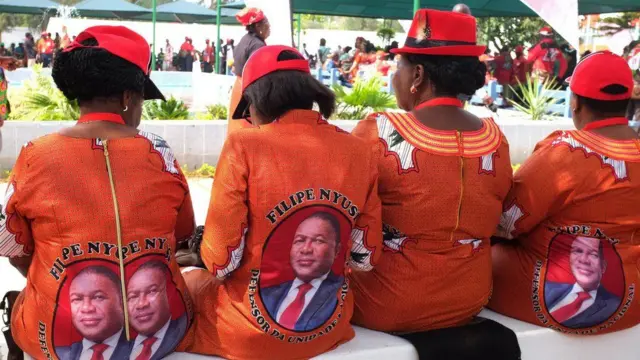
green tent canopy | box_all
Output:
[73,0,151,19]
[290,0,640,19]
[138,0,237,24]
[0,0,58,15]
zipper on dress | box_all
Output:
[101,138,131,341]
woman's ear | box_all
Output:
[413,64,425,90]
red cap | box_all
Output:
[515,45,524,53]
[235,7,265,27]
[392,9,485,57]
[539,26,553,36]
[63,26,164,101]
[232,45,310,120]
[567,51,634,101]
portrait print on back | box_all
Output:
[544,234,624,329]
[52,256,189,360]
[259,207,349,332]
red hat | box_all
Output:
[515,45,524,53]
[539,26,553,36]
[392,9,485,57]
[232,45,310,120]
[567,51,634,101]
[236,7,265,27]
[63,26,164,101]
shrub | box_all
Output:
[332,77,396,120]
[8,65,80,121]
[510,74,562,120]
[206,104,228,120]
[143,96,189,120]
[181,163,216,178]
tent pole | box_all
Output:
[152,0,157,69]
[413,0,420,13]
[297,14,301,49]
[216,0,221,74]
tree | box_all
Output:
[598,12,640,36]
[477,17,550,51]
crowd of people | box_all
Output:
[0,4,640,360]
[155,37,236,74]
[0,28,74,69]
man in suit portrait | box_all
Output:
[545,236,622,328]
[127,261,187,360]
[262,212,345,332]
[55,266,132,360]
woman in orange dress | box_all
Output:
[0,26,195,360]
[177,45,382,360]
[227,7,270,136]
[349,9,518,359]
[490,51,640,335]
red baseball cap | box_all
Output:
[567,51,634,101]
[63,26,164,101]
[232,45,310,120]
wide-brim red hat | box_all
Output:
[392,9,485,57]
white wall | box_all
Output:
[0,119,580,173]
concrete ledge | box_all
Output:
[0,119,581,172]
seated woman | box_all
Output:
[178,45,382,360]
[490,51,640,334]
[349,9,518,359]
[0,26,195,360]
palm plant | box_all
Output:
[332,77,396,120]
[143,96,190,120]
[509,74,562,120]
[9,65,80,121]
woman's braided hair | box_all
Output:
[52,37,146,104]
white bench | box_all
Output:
[167,310,640,360]
[479,309,640,360]
[165,326,419,360]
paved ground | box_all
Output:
[0,179,213,358]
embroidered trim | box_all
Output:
[381,112,502,157]
[137,131,180,175]
[553,132,631,181]
[350,226,376,271]
[376,113,420,174]
[569,130,640,162]
[213,225,248,279]
[0,182,31,257]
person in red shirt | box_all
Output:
[38,32,55,68]
[493,46,514,100]
[512,45,527,84]
[202,39,214,73]
[527,26,567,84]
[180,37,194,72]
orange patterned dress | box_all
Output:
[178,110,382,360]
[490,129,640,334]
[0,132,195,360]
[349,111,512,333]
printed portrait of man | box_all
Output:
[262,212,345,332]
[55,266,132,360]
[545,236,622,328]
[127,261,187,360]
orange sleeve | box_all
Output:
[200,132,249,279]
[496,132,583,240]
[0,145,34,258]
[175,168,196,244]
[349,144,382,271]
[352,113,381,144]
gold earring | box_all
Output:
[410,85,417,94]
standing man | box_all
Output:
[24,33,36,67]
[164,39,173,71]
[452,3,472,15]
[38,33,55,68]
[527,26,567,83]
[202,39,214,73]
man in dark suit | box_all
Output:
[55,266,132,360]
[262,212,345,332]
[545,236,621,329]
[127,261,188,360]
